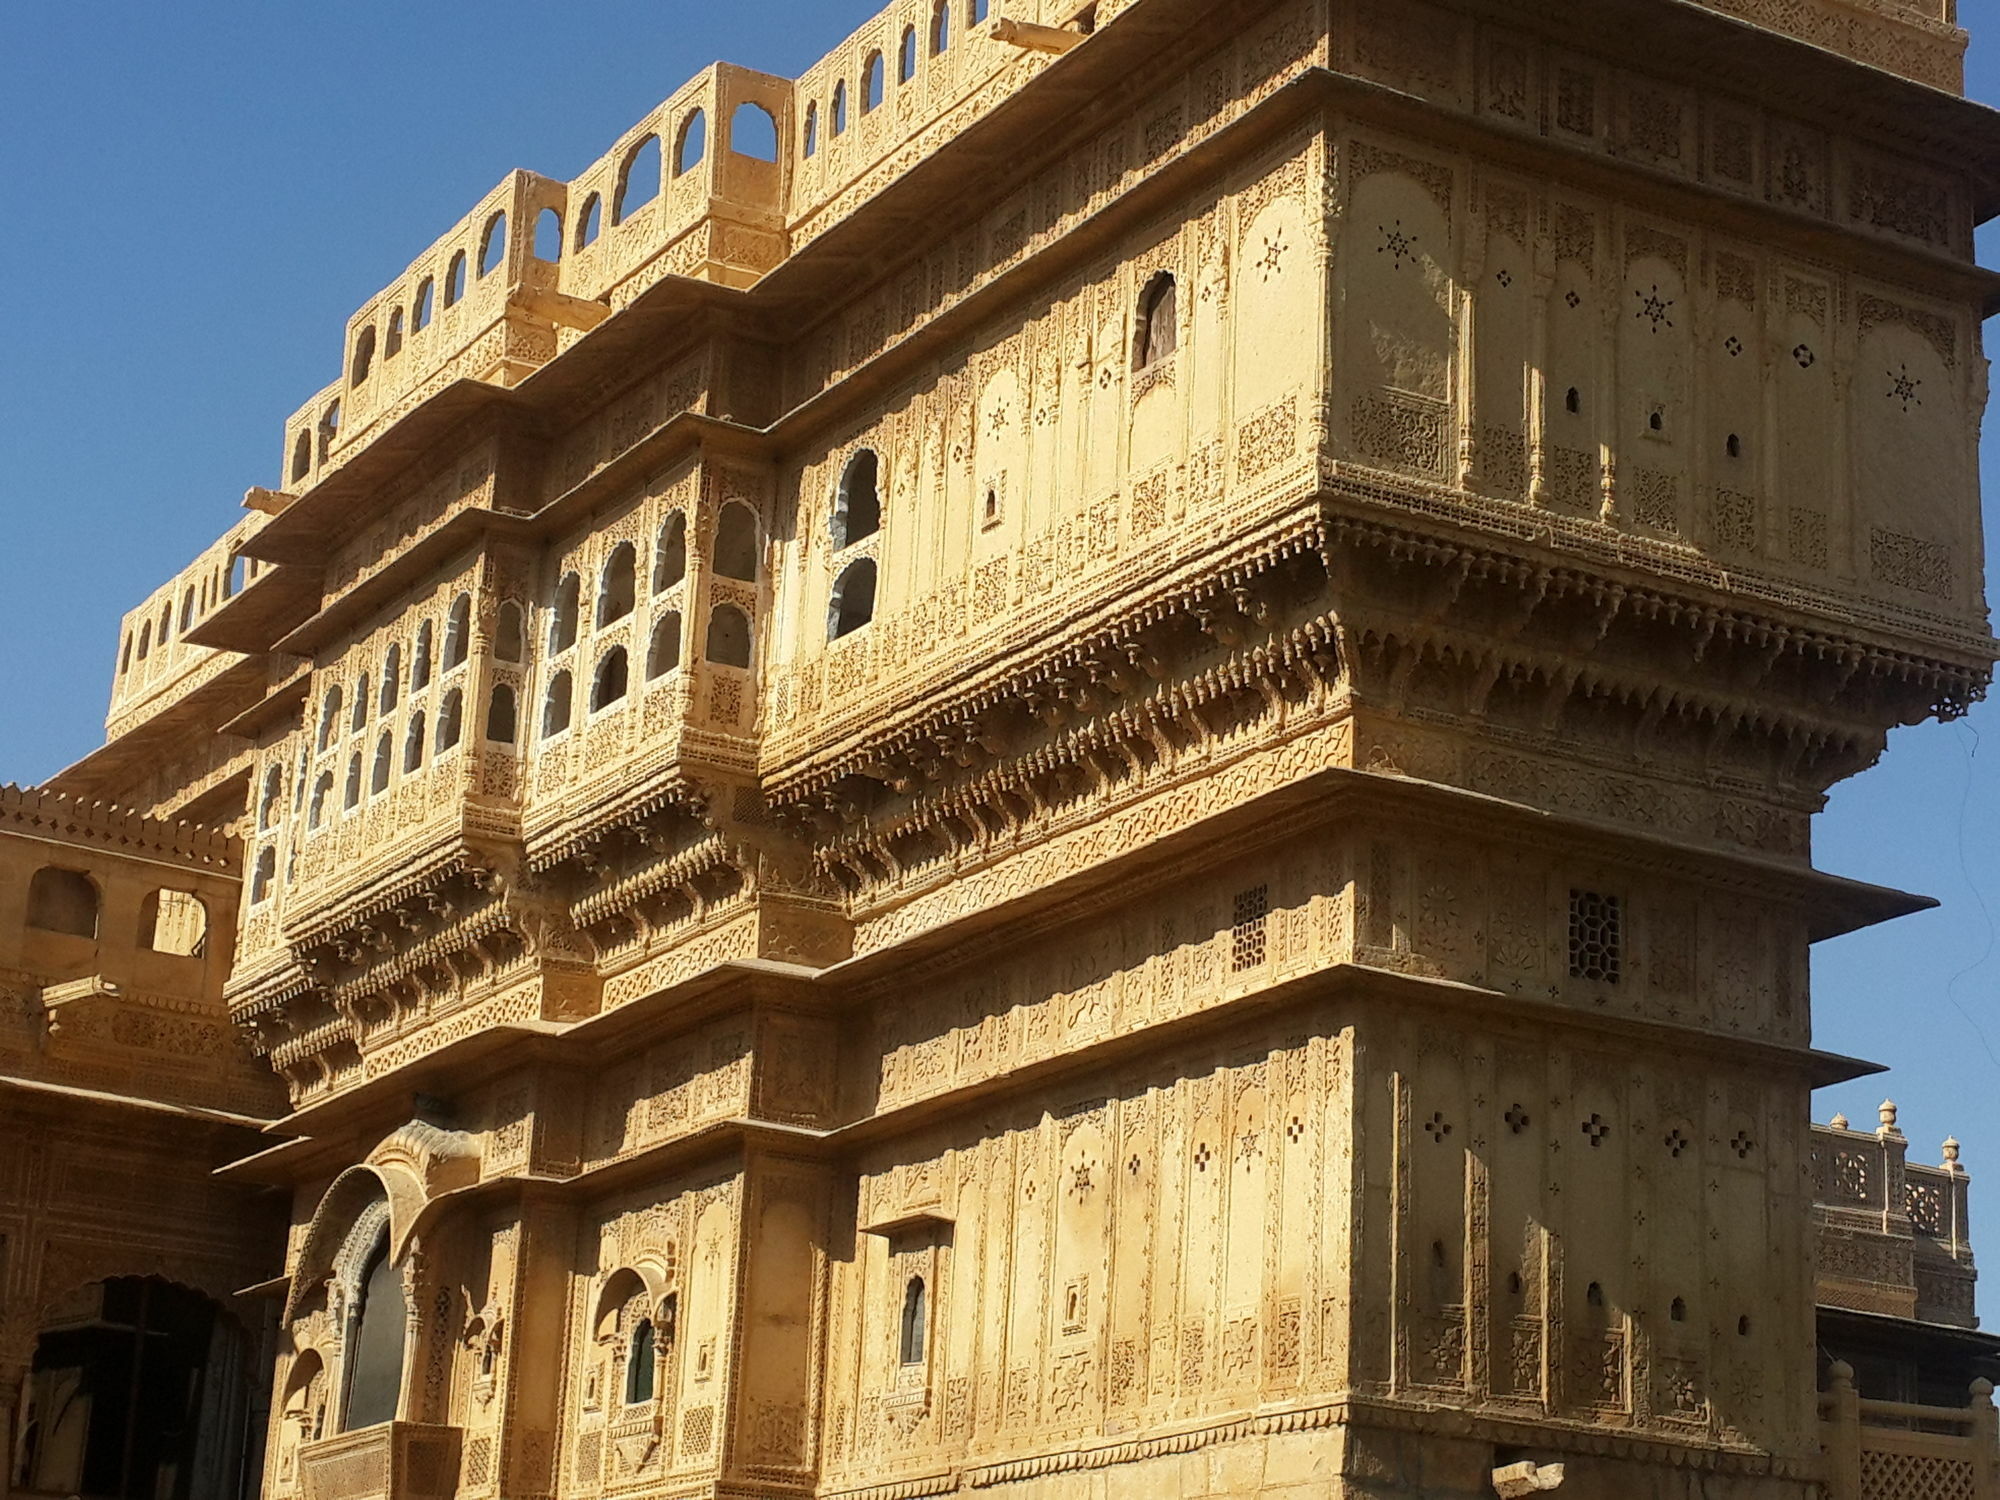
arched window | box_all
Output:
[316,401,341,464]
[139,890,207,956]
[674,110,707,176]
[380,646,402,713]
[899,25,919,81]
[542,671,574,737]
[713,503,759,581]
[259,767,284,831]
[120,631,134,676]
[1135,272,1178,368]
[412,622,434,691]
[351,326,377,387]
[831,81,848,137]
[443,593,471,670]
[615,135,662,223]
[308,773,333,832]
[344,752,362,809]
[729,102,778,162]
[576,193,603,249]
[403,711,427,773]
[931,0,950,55]
[351,674,370,732]
[647,613,682,679]
[251,847,277,905]
[158,603,172,645]
[495,602,524,662]
[342,1233,408,1432]
[832,450,881,547]
[532,206,562,262]
[294,748,311,813]
[625,1320,657,1405]
[290,429,313,483]
[413,278,435,330]
[829,558,877,639]
[137,621,153,661]
[386,306,405,358]
[654,514,687,591]
[598,543,636,626]
[969,0,989,21]
[478,211,508,277]
[550,573,581,653]
[27,868,98,938]
[371,731,392,794]
[803,103,818,159]
[591,647,629,710]
[706,605,752,668]
[317,685,343,752]
[437,689,464,752]
[444,251,468,307]
[485,683,518,744]
[900,1276,927,1365]
[176,590,194,634]
[863,52,885,113]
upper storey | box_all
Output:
[1696,0,1966,93]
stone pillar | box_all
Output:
[1823,1360,1861,1500]
[1971,1378,1997,1500]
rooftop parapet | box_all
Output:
[0,783,237,871]
[105,513,272,742]
[1814,1103,1977,1328]
[1695,0,1966,94]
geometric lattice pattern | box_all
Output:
[1568,889,1622,983]
[1860,1451,1975,1500]
[1231,884,1269,971]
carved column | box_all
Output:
[1455,185,1487,488]
[1597,212,1622,525]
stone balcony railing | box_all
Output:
[1813,1103,1977,1328]
[297,1421,461,1500]
[1695,0,1966,94]
[1821,1363,2000,1500]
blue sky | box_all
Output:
[3,5,1999,1300]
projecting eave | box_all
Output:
[50,656,268,806]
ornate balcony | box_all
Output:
[297,1421,460,1500]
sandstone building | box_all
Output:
[5,0,2000,1495]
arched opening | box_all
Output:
[803,103,818,159]
[598,543,636,626]
[137,622,152,662]
[1135,271,1178,368]
[343,753,362,810]
[674,109,707,176]
[316,401,341,464]
[413,278,435,330]
[532,206,562,262]
[615,135,662,223]
[351,674,370,732]
[478,210,508,277]
[277,1350,327,1483]
[485,683,518,744]
[341,1236,407,1431]
[829,558,877,639]
[139,890,208,957]
[899,25,919,81]
[27,868,99,938]
[403,711,426,774]
[654,513,687,591]
[495,601,524,662]
[625,1319,657,1405]
[713,503,759,581]
[371,731,392,794]
[16,1277,254,1500]
[307,773,333,833]
[259,767,284,831]
[316,685,343,752]
[831,81,848,137]
[380,645,402,712]
[542,672,574,737]
[436,688,464,752]
[931,0,950,55]
[251,847,276,905]
[729,102,778,162]
[119,632,133,677]
[832,450,881,546]
[970,0,989,21]
[444,250,467,307]
[647,612,682,679]
[576,193,603,249]
[551,573,581,653]
[443,593,471,671]
[900,1276,927,1365]
[350,326,377,387]
[705,605,752,668]
[863,52,885,113]
[386,306,404,358]
[412,622,434,691]
[591,647,629,711]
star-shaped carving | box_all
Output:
[1887,364,1923,411]
[1377,221,1416,269]
[1634,284,1676,332]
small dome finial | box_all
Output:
[1830,1112,1850,1131]
[1879,1099,1901,1136]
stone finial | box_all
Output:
[1974,1377,1994,1401]
[1828,1360,1856,1390]
[1879,1099,1901,1137]
[1830,1112,1850,1130]
[1945,1136,1963,1170]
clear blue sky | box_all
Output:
[3,5,1999,1300]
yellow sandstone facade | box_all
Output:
[7,0,2000,1496]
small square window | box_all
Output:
[1231,885,1269,971]
[1568,889,1621,983]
